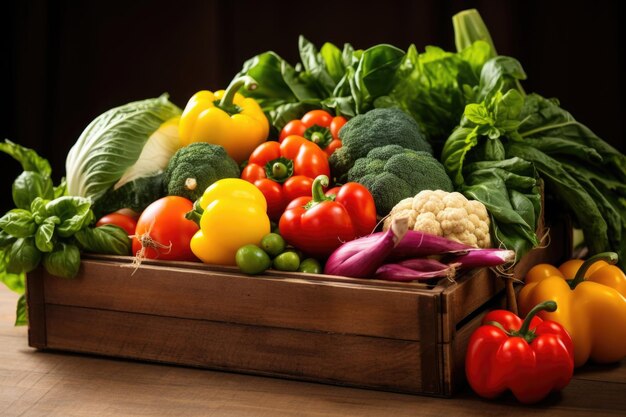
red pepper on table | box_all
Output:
[279,109,346,157]
[241,135,330,220]
[279,175,377,258]
[465,301,574,404]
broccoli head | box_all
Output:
[164,142,240,201]
[347,144,453,216]
[329,108,432,181]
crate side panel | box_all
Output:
[44,304,429,394]
[42,261,432,341]
[440,268,503,343]
[26,269,46,348]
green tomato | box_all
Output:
[260,233,286,257]
[273,251,300,272]
[235,244,271,275]
[298,258,322,274]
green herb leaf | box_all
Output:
[0,209,36,238]
[74,224,131,256]
[35,218,56,253]
[6,237,41,274]
[15,294,27,326]
[42,242,81,279]
[0,139,51,176]
[45,196,94,238]
[12,171,54,210]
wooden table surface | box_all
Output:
[1,285,624,417]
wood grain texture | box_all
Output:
[1,286,625,416]
[25,268,45,349]
[42,259,436,341]
[44,304,426,394]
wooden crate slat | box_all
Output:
[44,304,431,394]
[42,260,439,341]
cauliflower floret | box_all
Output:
[383,189,492,248]
[413,212,442,236]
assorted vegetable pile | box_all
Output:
[1,8,625,403]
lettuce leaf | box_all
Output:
[65,94,181,201]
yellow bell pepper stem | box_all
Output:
[218,76,258,111]
[569,252,619,288]
[178,77,269,164]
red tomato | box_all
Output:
[301,109,334,128]
[253,178,284,220]
[96,212,137,236]
[131,196,199,261]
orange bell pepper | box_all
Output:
[518,252,626,367]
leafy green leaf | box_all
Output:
[0,139,51,176]
[42,242,81,279]
[506,142,609,255]
[441,126,480,186]
[320,42,345,84]
[354,44,404,104]
[6,237,41,274]
[15,294,27,326]
[519,93,626,182]
[12,171,54,210]
[35,218,56,252]
[54,177,68,198]
[0,259,25,294]
[65,94,181,201]
[45,196,94,237]
[74,224,131,256]
[299,36,336,95]
[464,103,493,125]
[0,209,36,238]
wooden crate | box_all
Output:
[26,219,569,397]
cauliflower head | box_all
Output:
[383,190,491,248]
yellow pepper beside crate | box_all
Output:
[518,252,626,367]
[179,76,269,164]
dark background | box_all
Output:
[2,0,624,213]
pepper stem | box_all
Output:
[311,175,330,203]
[518,300,557,337]
[218,75,258,109]
[272,162,289,181]
[570,252,618,288]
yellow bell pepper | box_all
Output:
[518,252,626,367]
[179,76,269,164]
[189,178,270,266]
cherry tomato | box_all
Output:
[282,176,314,205]
[301,110,334,128]
[253,178,284,220]
[329,116,347,138]
[132,196,199,261]
[96,212,137,236]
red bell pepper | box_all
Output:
[279,175,377,258]
[241,135,330,220]
[465,301,574,404]
[279,109,346,157]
